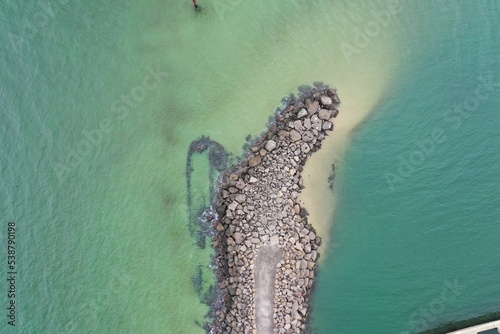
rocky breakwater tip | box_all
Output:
[211,87,340,333]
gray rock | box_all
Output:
[320,95,332,106]
[322,121,333,130]
[265,140,277,151]
[235,194,246,203]
[306,101,319,115]
[327,88,337,97]
[293,120,303,131]
[270,235,280,246]
[289,130,301,142]
[228,201,238,211]
[311,120,322,131]
[296,108,308,118]
[301,143,311,154]
[303,118,311,129]
[301,131,314,142]
[278,130,288,140]
[249,176,258,183]
[233,231,243,244]
[318,109,332,120]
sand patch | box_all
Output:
[297,70,393,261]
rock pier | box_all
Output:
[211,86,340,333]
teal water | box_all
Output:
[312,1,500,333]
[0,0,498,333]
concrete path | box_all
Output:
[254,245,283,334]
[447,319,500,333]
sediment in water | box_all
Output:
[209,85,340,333]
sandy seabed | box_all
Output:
[298,71,392,260]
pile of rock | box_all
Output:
[211,87,340,333]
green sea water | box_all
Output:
[0,0,498,333]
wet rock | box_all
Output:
[327,88,337,97]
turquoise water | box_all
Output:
[0,0,499,333]
[312,1,500,333]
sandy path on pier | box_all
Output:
[254,245,283,334]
